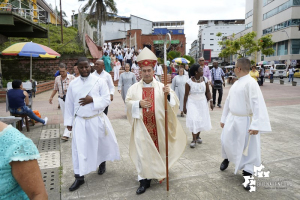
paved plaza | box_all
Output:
[0,78,300,200]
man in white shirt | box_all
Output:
[125,49,133,70]
[155,63,164,82]
[93,59,115,115]
[269,64,275,80]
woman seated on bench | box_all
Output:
[7,80,48,125]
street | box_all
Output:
[0,80,299,200]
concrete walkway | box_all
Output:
[0,80,299,200]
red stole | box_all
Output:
[142,87,159,152]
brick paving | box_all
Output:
[0,79,299,200]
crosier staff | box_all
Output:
[163,33,171,191]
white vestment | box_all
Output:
[64,74,120,176]
[220,74,271,174]
[125,78,187,181]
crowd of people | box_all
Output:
[2,46,274,198]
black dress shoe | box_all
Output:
[136,179,151,195]
[220,159,229,171]
[98,161,106,175]
[69,179,85,191]
[244,182,251,191]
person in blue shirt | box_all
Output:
[0,121,48,199]
[117,52,124,68]
[7,80,48,124]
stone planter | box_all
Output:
[292,81,297,86]
[280,80,284,85]
[270,79,274,83]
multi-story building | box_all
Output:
[233,0,300,67]
[189,40,199,61]
[197,19,245,62]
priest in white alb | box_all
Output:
[64,57,120,192]
[219,58,271,191]
[125,47,187,195]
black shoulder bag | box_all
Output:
[61,78,66,102]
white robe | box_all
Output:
[220,74,271,174]
[171,75,188,111]
[114,61,121,81]
[64,74,120,176]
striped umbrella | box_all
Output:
[1,42,60,80]
[172,57,190,64]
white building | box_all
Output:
[197,19,245,62]
[233,0,300,66]
[189,40,199,61]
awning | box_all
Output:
[153,40,180,44]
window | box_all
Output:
[263,27,273,35]
[210,39,214,40]
[245,10,253,19]
[263,0,296,20]
[210,44,214,46]
[277,40,288,55]
[210,33,214,35]
[263,0,274,6]
[291,39,300,54]
[294,0,300,5]
[267,43,276,57]
[245,22,252,29]
[274,20,291,31]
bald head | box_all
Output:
[236,58,251,72]
[94,59,105,73]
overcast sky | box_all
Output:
[46,0,246,54]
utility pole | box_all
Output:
[60,0,63,43]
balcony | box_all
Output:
[0,2,47,38]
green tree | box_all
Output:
[182,55,195,66]
[167,50,181,61]
[81,0,118,46]
[217,31,274,60]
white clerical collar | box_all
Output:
[143,80,153,87]
[80,75,89,82]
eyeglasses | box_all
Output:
[199,60,205,61]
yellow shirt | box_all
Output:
[249,70,259,81]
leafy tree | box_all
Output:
[217,31,274,60]
[182,55,195,66]
[81,0,118,45]
[167,50,181,61]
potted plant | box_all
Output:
[280,80,284,85]
[292,81,297,86]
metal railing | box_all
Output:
[0,2,48,24]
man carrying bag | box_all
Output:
[211,60,225,108]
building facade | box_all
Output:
[189,40,199,61]
[233,0,300,67]
[197,19,245,62]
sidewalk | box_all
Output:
[0,81,299,200]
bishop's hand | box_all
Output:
[79,95,93,106]
[140,99,151,109]
[163,85,170,94]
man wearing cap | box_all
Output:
[125,47,187,195]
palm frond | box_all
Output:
[81,0,94,12]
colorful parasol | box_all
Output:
[172,57,190,64]
[1,42,60,80]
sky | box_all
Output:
[46,0,246,54]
